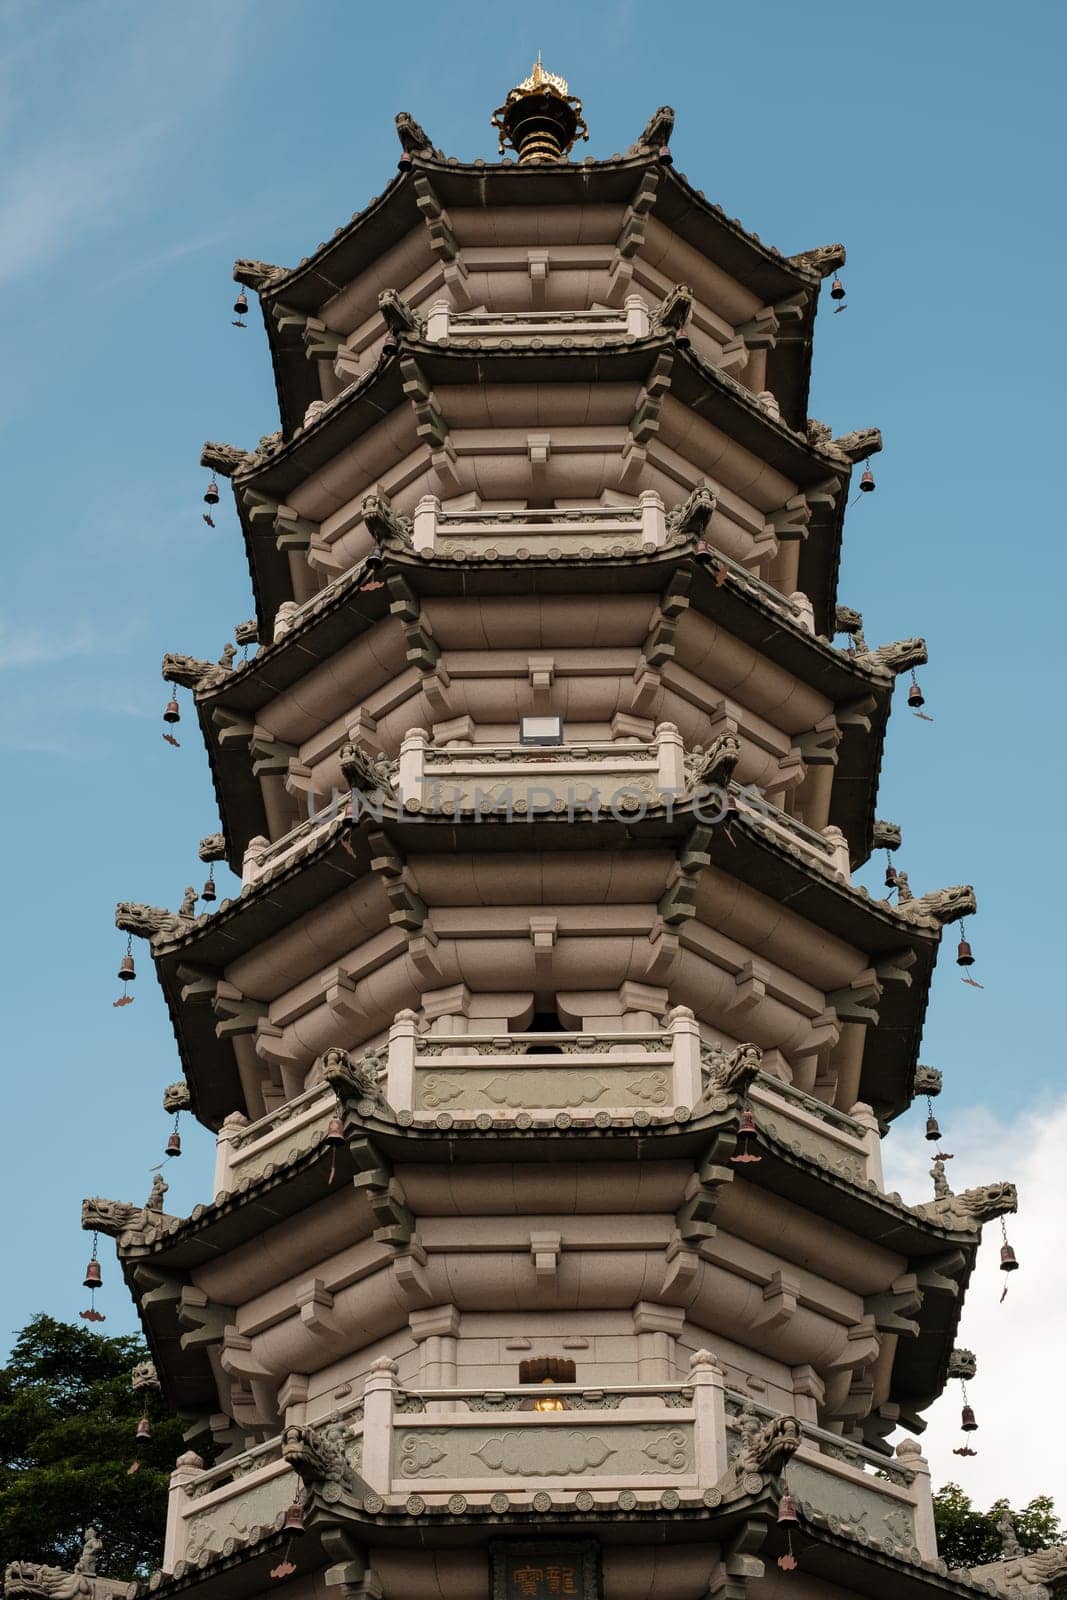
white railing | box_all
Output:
[424,296,651,346]
[165,1362,935,1572]
[409,491,670,556]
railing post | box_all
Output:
[425,301,451,343]
[412,495,440,555]
[667,1005,702,1106]
[655,721,686,796]
[213,1112,249,1198]
[896,1438,938,1560]
[638,488,666,547]
[163,1450,204,1574]
[849,1101,884,1189]
[397,728,428,807]
[820,825,852,882]
[624,294,651,338]
[689,1349,727,1487]
[387,1010,420,1112]
[242,834,270,888]
[361,1358,398,1494]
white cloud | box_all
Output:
[883,1095,1067,1509]
[0,617,105,669]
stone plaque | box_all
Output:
[491,1540,600,1600]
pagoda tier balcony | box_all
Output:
[212,1018,879,1201]
[237,734,850,891]
[164,1363,934,1575]
[422,299,653,348]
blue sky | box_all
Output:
[2,0,1065,1495]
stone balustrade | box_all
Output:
[725,1392,935,1562]
[396,724,686,815]
[241,801,349,888]
[409,491,670,559]
[423,296,652,347]
[390,1006,701,1115]
[164,1365,934,1574]
[210,1023,877,1197]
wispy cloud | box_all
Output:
[0,617,105,669]
[0,2,253,290]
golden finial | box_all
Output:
[491,57,588,165]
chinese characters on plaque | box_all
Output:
[491,1542,599,1600]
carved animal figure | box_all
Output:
[130,1361,160,1391]
[3,1565,98,1600]
[360,491,414,549]
[635,105,675,151]
[913,1064,943,1097]
[395,111,435,155]
[340,743,398,797]
[806,418,833,447]
[716,1410,801,1505]
[684,735,741,792]
[891,883,977,928]
[830,427,882,463]
[788,243,846,277]
[947,1347,977,1381]
[319,1047,385,1103]
[701,1041,763,1096]
[232,259,289,293]
[200,442,251,477]
[281,1418,361,1496]
[853,637,928,676]
[198,833,226,862]
[834,605,869,654]
[666,482,717,539]
[378,289,425,341]
[115,900,195,945]
[653,283,693,334]
[915,1180,1018,1231]
[160,650,235,692]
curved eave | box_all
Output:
[255,169,416,437]
[123,1110,972,1430]
[196,544,889,873]
[770,1524,991,1600]
[235,335,850,643]
[152,804,937,1129]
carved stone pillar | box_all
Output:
[897,1437,937,1560]
[409,1304,461,1413]
[360,1358,397,1494]
[688,1349,727,1487]
[632,1301,685,1382]
[163,1451,204,1574]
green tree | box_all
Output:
[934,1482,1063,1577]
[0,1315,184,1580]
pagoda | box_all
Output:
[10,61,1053,1600]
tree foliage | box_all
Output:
[934,1481,1063,1575]
[0,1315,184,1580]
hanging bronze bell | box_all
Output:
[1000,1243,1019,1272]
[830,277,846,301]
[281,1499,306,1535]
[165,1131,182,1158]
[730,1107,762,1164]
[924,1115,942,1142]
[233,291,249,316]
[859,468,875,492]
[956,938,975,967]
[163,698,180,724]
[323,1116,345,1147]
[777,1492,800,1524]
[83,1259,102,1290]
[136,1416,152,1441]
[201,875,217,903]
[204,479,220,505]
[960,1405,978,1432]
[908,681,925,709]
[118,953,136,982]
[884,864,897,887]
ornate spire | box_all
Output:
[491,55,589,165]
